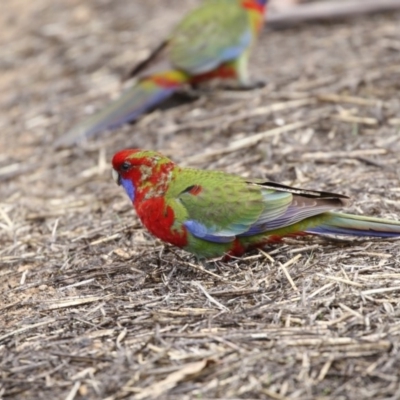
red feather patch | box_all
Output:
[226,239,246,258]
[188,185,202,196]
[191,64,237,84]
[241,0,265,13]
[151,75,182,88]
[136,197,188,248]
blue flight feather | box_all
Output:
[184,220,235,243]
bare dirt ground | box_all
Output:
[1,1,400,399]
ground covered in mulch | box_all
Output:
[1,0,400,398]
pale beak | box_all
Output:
[112,169,121,185]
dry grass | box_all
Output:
[1,0,400,398]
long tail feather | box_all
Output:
[55,71,187,147]
[305,212,400,238]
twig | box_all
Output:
[65,382,81,400]
[0,318,58,343]
[279,254,301,292]
[192,281,229,312]
[362,286,400,296]
[317,93,383,106]
[332,114,378,126]
[183,261,230,282]
[316,273,363,288]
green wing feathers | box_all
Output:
[169,0,252,73]
[169,169,265,235]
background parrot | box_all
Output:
[112,149,400,259]
[56,0,269,147]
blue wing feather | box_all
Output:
[185,30,252,74]
[184,220,236,243]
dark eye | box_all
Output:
[120,161,131,172]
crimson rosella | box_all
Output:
[112,149,400,259]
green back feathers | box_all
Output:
[166,168,265,234]
[169,0,251,74]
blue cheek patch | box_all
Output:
[120,177,135,202]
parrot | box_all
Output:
[56,0,269,147]
[111,148,400,259]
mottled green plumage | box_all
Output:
[168,0,252,75]
[168,170,263,228]
[112,149,400,259]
